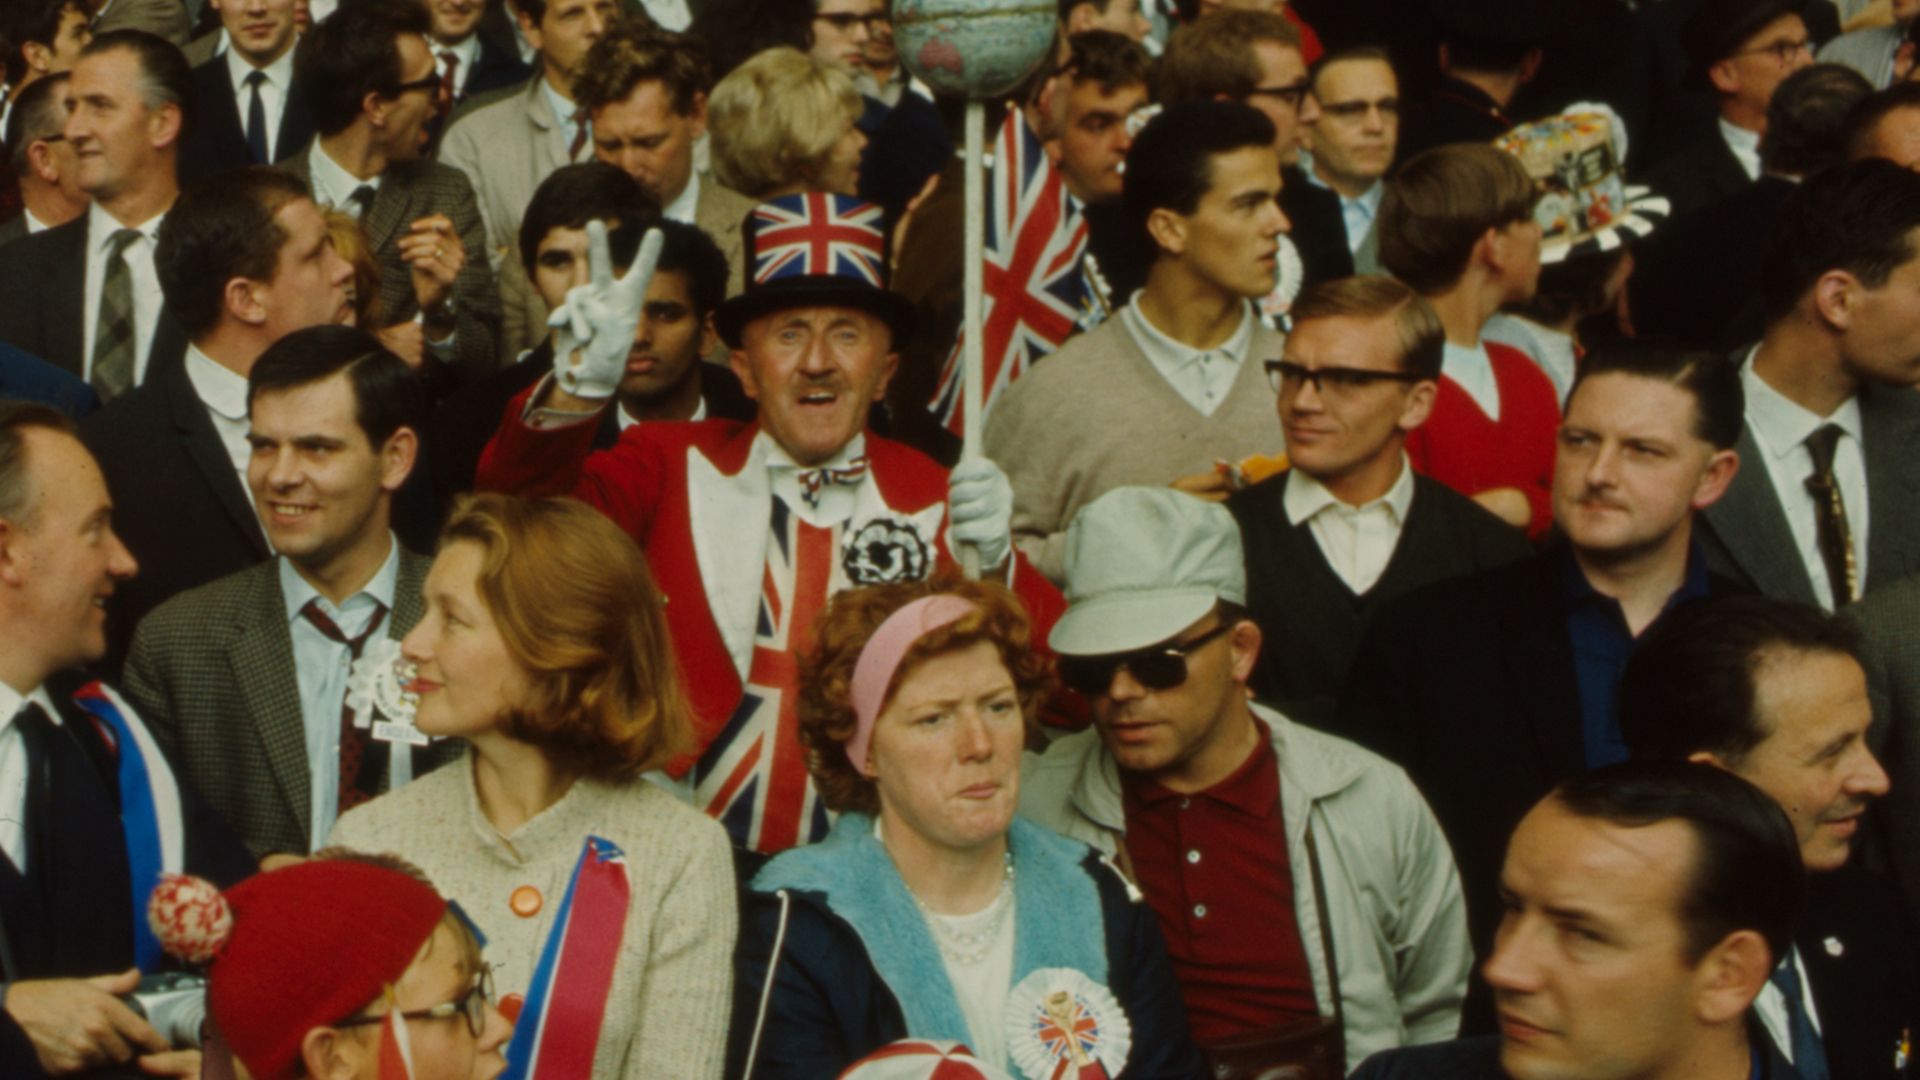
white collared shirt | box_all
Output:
[1120,296,1254,416]
[0,682,62,871]
[1741,355,1869,610]
[435,33,481,101]
[278,537,408,852]
[764,431,868,527]
[664,166,701,225]
[639,0,693,30]
[22,209,48,235]
[224,43,297,162]
[616,396,705,431]
[1720,117,1763,182]
[1754,949,1825,1065]
[184,344,260,517]
[308,140,381,218]
[1442,339,1502,421]
[308,0,338,23]
[1284,454,1416,594]
[854,64,908,109]
[81,202,166,386]
[542,77,590,162]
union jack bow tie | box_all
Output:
[797,456,869,508]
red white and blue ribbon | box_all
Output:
[500,836,632,1079]
[70,681,185,972]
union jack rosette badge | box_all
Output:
[346,638,430,746]
[1005,968,1130,1080]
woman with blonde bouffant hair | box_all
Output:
[330,493,736,1079]
[708,45,868,197]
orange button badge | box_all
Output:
[509,885,542,918]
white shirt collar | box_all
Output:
[663,166,701,224]
[760,429,868,524]
[1441,339,1502,420]
[437,33,482,81]
[184,343,251,423]
[1719,117,1763,181]
[617,396,705,429]
[1740,350,1864,461]
[1282,452,1416,525]
[88,201,164,249]
[310,140,380,210]
[224,40,295,95]
[0,682,61,736]
[276,532,401,624]
[542,77,580,134]
[22,208,48,234]
[1122,295,1255,369]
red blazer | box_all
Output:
[476,389,1067,770]
[1406,341,1560,541]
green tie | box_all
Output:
[90,227,143,400]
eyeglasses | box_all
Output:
[1320,97,1400,121]
[390,72,444,98]
[337,966,494,1039]
[1057,623,1233,697]
[1731,37,1812,64]
[1265,358,1425,396]
[814,11,888,31]
[1245,79,1312,110]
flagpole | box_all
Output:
[960,99,986,580]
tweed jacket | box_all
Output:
[123,547,463,859]
[92,0,191,45]
[280,142,501,376]
[438,75,583,271]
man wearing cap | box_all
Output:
[476,193,1063,855]
[1019,485,1469,1073]
[1645,0,1814,219]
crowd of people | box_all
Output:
[4,0,1920,1078]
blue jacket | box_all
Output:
[732,814,1207,1079]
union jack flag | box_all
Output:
[749,193,889,288]
[931,110,1089,435]
[694,499,836,853]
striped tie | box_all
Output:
[90,228,143,400]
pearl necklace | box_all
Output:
[912,852,1016,966]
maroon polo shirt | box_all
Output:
[1119,721,1319,1043]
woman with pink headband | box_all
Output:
[731,575,1205,1080]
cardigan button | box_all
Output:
[509,885,542,918]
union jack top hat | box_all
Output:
[716,192,917,348]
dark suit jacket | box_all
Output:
[425,36,534,150]
[1642,129,1753,221]
[279,143,501,380]
[1351,1030,1804,1079]
[856,89,950,219]
[1397,77,1513,165]
[1630,175,1793,352]
[0,214,28,250]
[1698,382,1920,607]
[81,358,271,676]
[1793,863,1920,1080]
[0,216,188,384]
[1848,572,1920,929]
[1280,165,1356,290]
[180,56,318,184]
[123,549,464,859]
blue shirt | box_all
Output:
[1562,543,1711,767]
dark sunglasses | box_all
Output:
[390,72,444,98]
[1265,358,1425,395]
[1057,623,1233,697]
[337,965,494,1038]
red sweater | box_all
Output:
[1406,340,1559,540]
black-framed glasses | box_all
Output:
[337,966,494,1038]
[1320,97,1400,121]
[1730,37,1811,64]
[814,11,888,31]
[389,72,444,98]
[1265,358,1425,396]
[1058,623,1233,697]
[1245,79,1312,110]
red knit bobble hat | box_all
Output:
[151,862,448,1080]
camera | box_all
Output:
[123,971,209,1049]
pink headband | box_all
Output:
[847,595,980,773]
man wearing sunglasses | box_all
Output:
[1224,276,1529,727]
[1021,484,1470,1073]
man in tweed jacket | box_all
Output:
[124,327,461,860]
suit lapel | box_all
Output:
[363,165,412,257]
[687,424,771,680]
[1515,556,1585,780]
[228,564,312,844]
[198,62,247,157]
[1701,424,1816,604]
[164,362,270,557]
[51,220,87,378]
[1861,385,1920,591]
[277,77,316,164]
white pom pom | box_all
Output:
[148,873,233,965]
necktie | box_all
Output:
[568,110,590,160]
[90,228,143,400]
[1803,424,1858,607]
[244,69,269,163]
[11,703,53,875]
[1768,959,1830,1080]
[438,50,461,106]
[300,600,391,813]
[795,456,868,509]
[346,183,375,220]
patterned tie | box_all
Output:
[244,69,269,163]
[90,228,143,400]
[568,110,590,160]
[1768,959,1830,1080]
[438,50,460,106]
[1803,424,1858,607]
[796,456,869,509]
[299,600,391,813]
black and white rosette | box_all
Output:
[842,513,936,586]
[1005,968,1130,1080]
[345,638,431,747]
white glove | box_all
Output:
[548,220,662,400]
[949,455,1014,571]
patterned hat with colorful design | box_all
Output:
[716,192,917,348]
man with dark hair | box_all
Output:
[1227,275,1529,724]
[1634,62,1876,354]
[126,324,462,861]
[1696,159,1920,611]
[432,163,754,495]
[0,73,85,245]
[178,0,315,183]
[1024,484,1469,1071]
[1059,0,1148,40]
[1621,596,1917,1080]
[83,166,352,671]
[1645,0,1814,218]
[807,0,946,216]
[986,101,1289,583]
[1157,8,1353,290]
[1378,143,1557,538]
[287,2,498,381]
[1353,761,1806,1079]
[0,401,253,1078]
[0,30,189,396]
[1395,0,1545,163]
[1845,80,1920,166]
[1304,46,1397,274]
[0,0,89,107]
[1341,347,1746,1016]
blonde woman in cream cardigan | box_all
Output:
[332,493,736,1078]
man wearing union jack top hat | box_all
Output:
[477,192,1066,854]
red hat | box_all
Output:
[150,862,448,1080]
